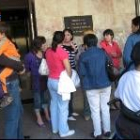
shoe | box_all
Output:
[91,132,102,139]
[60,130,75,137]
[37,123,46,128]
[0,95,13,108]
[104,131,111,137]
[68,116,76,121]
[84,116,90,121]
[46,119,51,124]
[24,135,30,139]
[72,112,79,116]
[53,130,58,134]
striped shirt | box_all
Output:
[62,44,78,69]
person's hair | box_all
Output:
[82,29,94,36]
[0,22,11,38]
[31,36,46,53]
[63,28,73,40]
[83,34,98,48]
[131,41,140,67]
[103,29,114,39]
[132,16,140,34]
[52,31,64,51]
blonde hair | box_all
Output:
[82,29,94,36]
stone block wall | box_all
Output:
[35,0,135,50]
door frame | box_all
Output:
[135,0,140,16]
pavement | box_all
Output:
[0,87,119,139]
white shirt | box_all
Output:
[115,70,140,112]
[58,70,76,101]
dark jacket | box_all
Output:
[0,54,24,81]
[116,112,140,139]
[78,47,111,90]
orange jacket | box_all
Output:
[0,37,20,60]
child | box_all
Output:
[0,22,20,109]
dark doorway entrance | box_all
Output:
[0,0,37,59]
[0,0,37,101]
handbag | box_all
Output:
[105,52,120,81]
[38,58,49,75]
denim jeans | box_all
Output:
[33,90,48,112]
[4,79,23,139]
[47,78,70,135]
[86,86,111,136]
[0,81,4,98]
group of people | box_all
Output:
[0,15,140,139]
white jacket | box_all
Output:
[58,70,76,101]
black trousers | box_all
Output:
[69,92,74,116]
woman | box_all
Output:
[100,29,122,110]
[100,29,122,70]
[78,34,111,139]
[123,16,140,69]
[62,28,78,121]
[46,31,75,137]
[24,36,50,127]
[115,41,140,139]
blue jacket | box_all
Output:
[78,47,111,90]
[123,33,140,69]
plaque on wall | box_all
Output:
[64,15,93,36]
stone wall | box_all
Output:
[35,0,135,50]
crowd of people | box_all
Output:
[0,15,140,139]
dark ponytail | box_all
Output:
[52,31,64,51]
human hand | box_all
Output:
[70,42,76,49]
[36,51,43,58]
[18,68,25,75]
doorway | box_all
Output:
[0,0,37,59]
[0,0,37,101]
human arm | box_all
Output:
[111,42,122,58]
[58,47,72,77]
[63,59,72,77]
[0,54,24,71]
[70,42,78,53]
[123,36,133,67]
[78,54,86,77]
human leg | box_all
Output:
[41,91,50,121]
[68,92,73,116]
[83,90,90,120]
[4,79,24,139]
[100,86,111,135]
[86,89,102,137]
[0,80,13,109]
[47,78,59,133]
[33,90,44,126]
[57,94,70,135]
